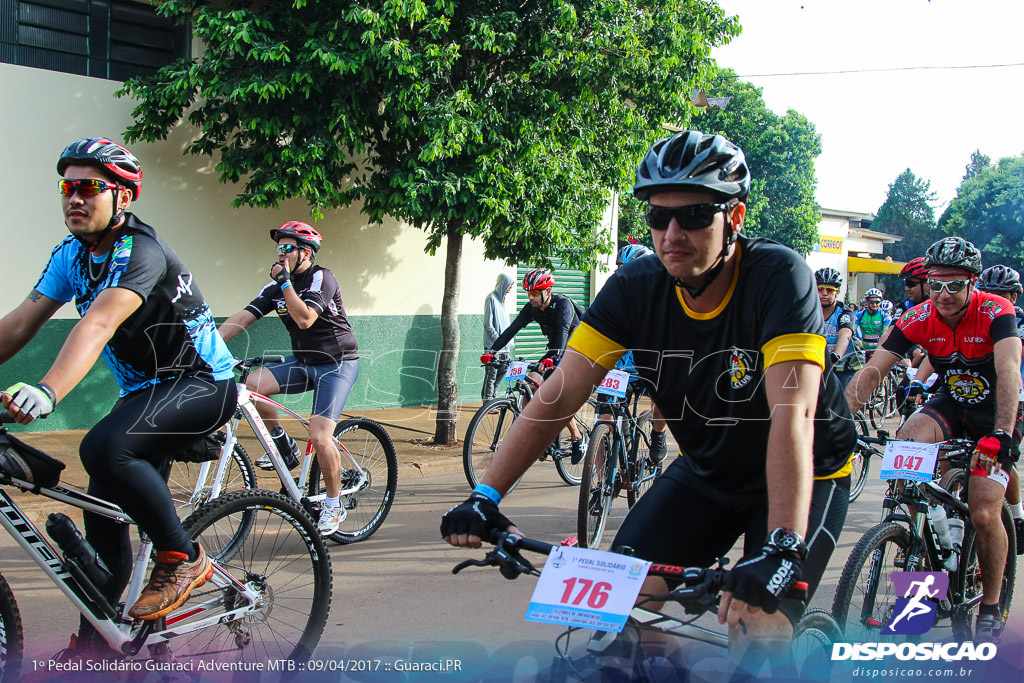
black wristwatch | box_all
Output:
[766,527,807,559]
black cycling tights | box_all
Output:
[79,376,236,607]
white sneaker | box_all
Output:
[318,504,346,536]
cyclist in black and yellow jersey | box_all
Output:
[443,130,855,666]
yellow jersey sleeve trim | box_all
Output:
[761,333,826,370]
[816,453,854,481]
[567,322,627,371]
[677,241,743,320]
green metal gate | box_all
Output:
[513,260,590,361]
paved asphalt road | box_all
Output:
[2,454,1023,681]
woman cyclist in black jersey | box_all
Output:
[0,137,237,659]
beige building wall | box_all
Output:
[0,62,519,320]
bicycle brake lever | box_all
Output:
[451,557,494,574]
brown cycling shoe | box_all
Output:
[128,544,212,620]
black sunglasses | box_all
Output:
[276,244,303,254]
[644,202,730,231]
[904,278,924,287]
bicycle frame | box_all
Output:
[0,474,261,657]
[184,383,370,505]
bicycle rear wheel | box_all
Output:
[168,440,257,519]
[553,398,598,486]
[307,417,398,544]
[577,423,616,549]
[168,490,331,664]
[848,412,871,502]
[463,398,522,493]
[626,410,658,507]
[0,570,23,683]
[832,522,923,641]
[792,607,842,679]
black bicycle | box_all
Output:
[576,385,660,549]
[453,532,841,682]
[832,433,1016,641]
[463,358,596,493]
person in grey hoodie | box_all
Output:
[482,273,515,400]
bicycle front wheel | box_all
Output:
[626,410,658,507]
[554,398,598,486]
[463,398,522,493]
[0,570,23,683]
[307,417,398,544]
[792,607,842,679]
[577,423,616,549]
[848,412,871,502]
[832,522,921,642]
[167,440,257,519]
[170,490,332,664]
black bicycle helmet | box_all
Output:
[815,267,843,287]
[924,237,982,275]
[978,265,1023,294]
[57,137,142,199]
[633,131,750,202]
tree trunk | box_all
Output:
[434,221,463,445]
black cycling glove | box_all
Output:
[272,261,291,285]
[725,528,806,613]
[440,493,513,540]
[982,430,1020,467]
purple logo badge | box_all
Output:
[885,572,949,635]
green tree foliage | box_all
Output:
[874,169,940,263]
[962,149,992,184]
[118,0,738,441]
[618,70,823,254]
[939,154,1024,275]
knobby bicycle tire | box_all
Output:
[626,410,658,507]
[792,607,842,679]
[577,423,616,549]
[0,571,23,683]
[832,521,924,642]
[553,398,598,486]
[463,398,522,493]
[848,413,871,502]
[176,489,331,664]
[307,417,398,544]
[168,440,257,520]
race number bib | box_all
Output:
[880,440,940,482]
[525,547,651,632]
[597,369,629,399]
[505,360,528,382]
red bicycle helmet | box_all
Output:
[270,221,322,253]
[57,137,142,199]
[523,268,555,291]
[899,257,929,281]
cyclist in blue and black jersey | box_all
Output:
[816,267,863,394]
[219,221,359,536]
[0,138,237,657]
[481,268,586,461]
[444,130,855,667]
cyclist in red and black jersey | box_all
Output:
[846,237,1022,641]
[481,268,586,460]
[219,221,359,536]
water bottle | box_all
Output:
[928,504,953,559]
[46,513,112,588]
[945,517,965,572]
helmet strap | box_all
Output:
[953,281,974,317]
[674,217,738,300]
[71,186,123,252]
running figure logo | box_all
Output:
[885,572,949,635]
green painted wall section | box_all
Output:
[3,314,489,432]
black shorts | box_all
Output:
[610,458,850,627]
[917,393,1023,466]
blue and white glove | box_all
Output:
[4,382,56,422]
[725,527,806,613]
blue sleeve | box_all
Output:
[883,313,893,326]
[34,240,78,303]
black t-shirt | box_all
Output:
[568,239,855,492]
[489,292,579,359]
[246,264,358,364]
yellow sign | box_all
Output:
[819,235,843,254]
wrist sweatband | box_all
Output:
[280,280,293,290]
[37,383,57,404]
[473,483,502,505]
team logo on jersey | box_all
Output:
[946,369,990,404]
[728,347,756,389]
[899,303,931,326]
[979,300,1004,321]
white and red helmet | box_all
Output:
[270,221,323,253]
[57,137,142,199]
